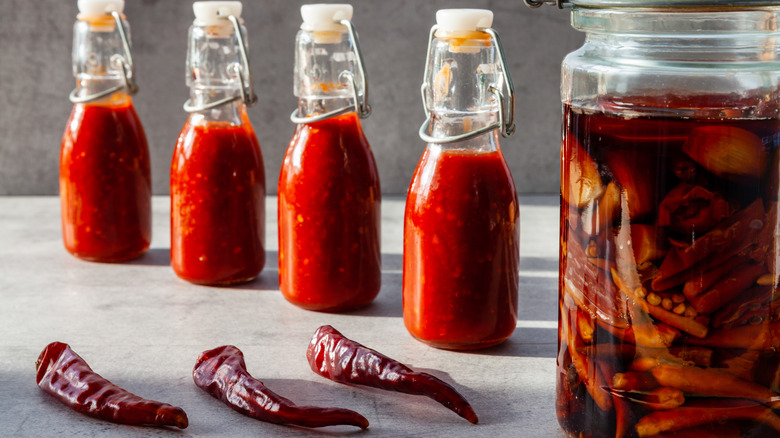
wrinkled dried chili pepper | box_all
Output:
[193,345,368,429]
[306,325,479,424]
[35,342,188,429]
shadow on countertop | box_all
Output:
[127,247,171,266]
[127,249,559,359]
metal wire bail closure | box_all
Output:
[418,25,516,145]
[524,0,567,8]
[69,11,138,104]
[183,14,257,113]
[290,19,371,124]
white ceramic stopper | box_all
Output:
[77,0,124,17]
[300,4,353,32]
[193,1,243,26]
[436,9,493,32]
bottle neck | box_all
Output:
[72,16,130,103]
[297,97,354,118]
[429,110,500,141]
[187,98,247,125]
[186,22,249,122]
[73,80,130,106]
[427,129,500,153]
[423,30,503,148]
[294,29,361,111]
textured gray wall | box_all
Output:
[0,0,582,195]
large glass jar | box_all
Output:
[546,2,780,437]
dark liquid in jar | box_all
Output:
[558,103,780,437]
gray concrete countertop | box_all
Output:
[0,195,563,437]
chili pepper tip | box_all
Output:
[464,409,479,424]
[170,411,189,429]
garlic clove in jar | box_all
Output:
[562,138,605,208]
[682,126,767,184]
[580,181,620,237]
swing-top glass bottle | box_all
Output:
[61,0,151,262]
[171,1,265,285]
[404,9,520,349]
[278,4,381,311]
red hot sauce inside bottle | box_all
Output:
[404,146,519,349]
[171,116,265,285]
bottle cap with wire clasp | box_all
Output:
[77,0,124,19]
[193,1,242,26]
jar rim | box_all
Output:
[567,0,780,8]
[571,5,780,34]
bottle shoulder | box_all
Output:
[66,97,145,136]
[408,144,516,203]
[280,114,379,194]
[290,113,371,149]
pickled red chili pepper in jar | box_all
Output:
[541,1,780,437]
[403,9,519,350]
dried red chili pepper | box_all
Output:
[35,342,188,429]
[306,325,479,424]
[193,345,369,429]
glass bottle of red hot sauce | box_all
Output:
[60,0,151,262]
[171,1,265,285]
[404,9,519,350]
[278,4,380,311]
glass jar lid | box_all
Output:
[526,0,780,8]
